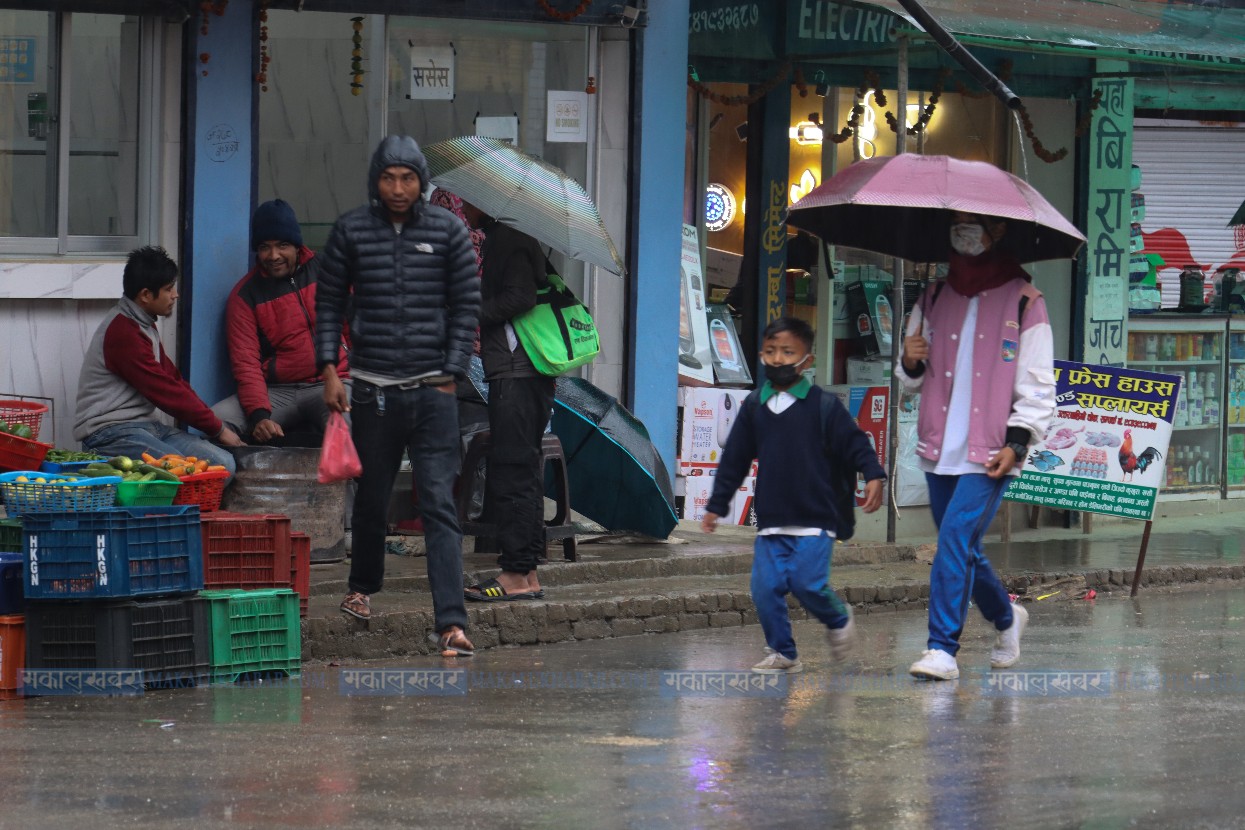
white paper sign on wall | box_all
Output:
[409,46,454,101]
[546,90,589,143]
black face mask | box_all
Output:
[763,360,805,387]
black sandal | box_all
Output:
[465,577,537,602]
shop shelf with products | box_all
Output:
[1224,321,1245,493]
[1127,316,1225,498]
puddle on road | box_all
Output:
[986,532,1245,571]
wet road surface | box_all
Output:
[2,586,1245,829]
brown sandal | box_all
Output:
[340,592,371,620]
[431,626,474,657]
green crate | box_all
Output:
[200,588,301,682]
[115,479,181,507]
[0,519,20,553]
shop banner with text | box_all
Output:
[1004,360,1179,521]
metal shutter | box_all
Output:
[1133,120,1245,308]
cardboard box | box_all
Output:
[677,387,752,475]
[823,384,889,506]
[681,471,756,526]
[847,356,892,385]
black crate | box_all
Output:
[24,597,209,689]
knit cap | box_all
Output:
[251,199,303,249]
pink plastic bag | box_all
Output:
[318,411,362,483]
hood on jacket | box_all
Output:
[368,135,431,214]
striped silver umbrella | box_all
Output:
[423,136,625,275]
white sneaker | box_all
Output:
[909,648,959,680]
[752,648,804,674]
[826,614,856,663]
[990,603,1029,669]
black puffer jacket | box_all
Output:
[316,136,480,379]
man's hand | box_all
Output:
[217,425,246,447]
[431,381,457,396]
[701,511,720,534]
[901,333,929,372]
[252,418,285,443]
[861,478,884,513]
[322,367,349,413]
[985,447,1018,479]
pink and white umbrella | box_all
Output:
[786,154,1085,264]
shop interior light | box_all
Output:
[788,113,824,145]
[855,91,878,159]
[705,183,737,231]
[789,168,818,205]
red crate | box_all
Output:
[200,512,293,591]
[173,469,230,513]
[290,532,310,618]
[0,614,24,692]
[0,432,52,474]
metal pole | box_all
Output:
[886,37,909,544]
[1130,520,1153,598]
[892,0,1022,110]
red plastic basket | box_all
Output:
[290,532,310,618]
[172,469,230,512]
[0,400,48,439]
[0,432,52,474]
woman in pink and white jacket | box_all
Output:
[897,211,1056,681]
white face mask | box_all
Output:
[950,223,987,257]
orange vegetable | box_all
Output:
[206,465,227,472]
[141,452,159,465]
[194,459,209,473]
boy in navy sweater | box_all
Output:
[702,318,886,674]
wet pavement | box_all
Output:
[3,585,1245,828]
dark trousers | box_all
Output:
[349,380,468,633]
[484,375,557,574]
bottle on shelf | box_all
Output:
[1174,372,1190,427]
[1205,373,1220,425]
[1189,373,1204,426]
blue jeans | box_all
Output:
[348,380,467,633]
[751,532,850,660]
[925,473,1015,656]
[81,421,236,478]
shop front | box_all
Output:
[680,0,1245,534]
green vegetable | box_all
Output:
[11,424,32,440]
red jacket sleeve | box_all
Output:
[225,278,273,418]
[102,316,223,436]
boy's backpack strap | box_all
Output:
[816,387,859,542]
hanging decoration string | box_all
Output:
[256,0,271,92]
[884,68,949,135]
[537,0,593,21]
[688,60,794,107]
[198,0,229,76]
[349,17,365,96]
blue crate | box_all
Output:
[23,505,204,600]
[0,551,21,614]
[38,459,104,474]
[0,470,121,515]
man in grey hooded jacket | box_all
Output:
[316,135,480,657]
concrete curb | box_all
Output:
[302,563,1245,662]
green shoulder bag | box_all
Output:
[512,262,601,376]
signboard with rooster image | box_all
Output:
[1005,360,1179,521]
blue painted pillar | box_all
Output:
[628,0,689,473]
[184,0,256,406]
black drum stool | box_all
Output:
[455,431,577,562]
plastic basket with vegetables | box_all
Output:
[40,449,108,474]
[0,421,53,473]
[141,453,230,513]
[0,470,123,514]
[78,455,185,507]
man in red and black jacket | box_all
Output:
[212,199,350,445]
[74,246,244,476]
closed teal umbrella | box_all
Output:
[423,136,625,275]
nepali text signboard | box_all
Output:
[1004,360,1179,521]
